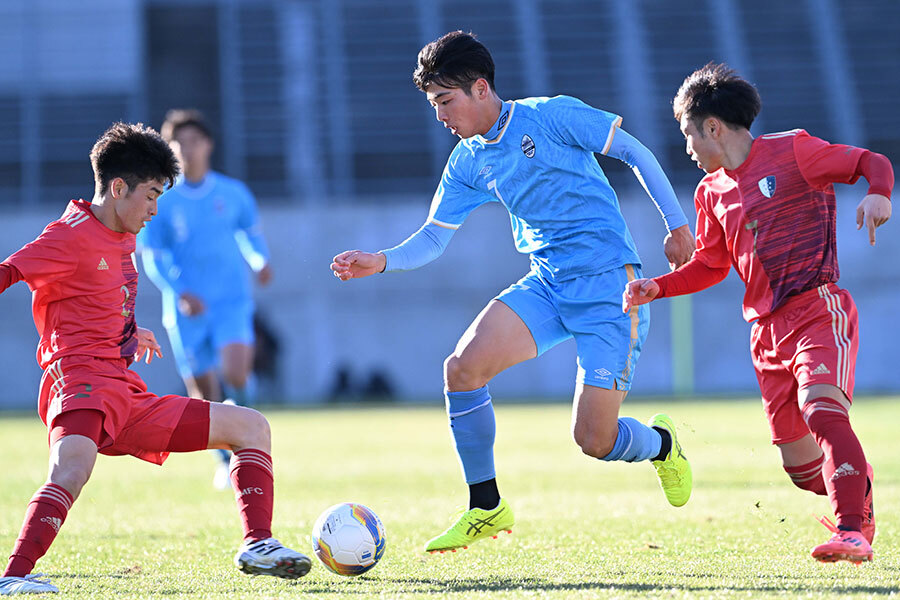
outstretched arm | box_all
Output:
[605,128,694,268]
[331,222,455,281]
[0,263,24,294]
[622,257,730,312]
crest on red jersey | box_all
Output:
[758,176,776,198]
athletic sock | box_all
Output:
[224,382,251,407]
[3,483,73,577]
[445,386,496,485]
[468,478,500,510]
[600,417,663,463]
[230,449,274,541]
[784,454,827,495]
[651,427,672,462]
[802,397,866,532]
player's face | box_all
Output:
[426,82,488,139]
[114,179,165,234]
[680,115,722,173]
[170,125,213,170]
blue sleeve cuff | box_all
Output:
[606,128,689,231]
[380,222,455,272]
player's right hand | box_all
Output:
[178,292,206,316]
[331,250,386,281]
[622,278,659,313]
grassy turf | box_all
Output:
[0,398,897,598]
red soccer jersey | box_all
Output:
[692,129,867,321]
[3,200,139,369]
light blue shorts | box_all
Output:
[496,265,649,390]
[166,301,255,379]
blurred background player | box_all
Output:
[332,31,695,554]
[623,63,893,564]
[0,123,308,595]
[139,109,273,489]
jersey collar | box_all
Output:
[478,101,514,144]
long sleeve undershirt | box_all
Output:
[380,126,686,273]
[0,263,24,294]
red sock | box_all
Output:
[802,397,866,532]
[784,454,827,495]
[229,449,273,541]
[3,483,73,577]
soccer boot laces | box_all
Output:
[811,516,873,563]
[0,574,58,595]
[424,498,514,553]
[234,537,312,579]
[649,413,692,507]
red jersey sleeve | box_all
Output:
[794,132,867,188]
[652,187,732,298]
[5,222,79,290]
[0,263,24,294]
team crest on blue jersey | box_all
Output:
[758,176,776,198]
[521,134,535,158]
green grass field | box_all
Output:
[1,398,897,599]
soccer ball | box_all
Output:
[311,502,386,576]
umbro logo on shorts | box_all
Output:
[594,368,612,379]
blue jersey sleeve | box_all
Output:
[380,222,455,272]
[137,213,186,295]
[427,145,493,229]
[606,128,689,232]
[233,181,270,272]
[540,95,623,155]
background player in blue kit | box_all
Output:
[332,31,696,553]
[139,109,273,489]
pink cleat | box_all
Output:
[861,463,875,545]
[811,517,873,563]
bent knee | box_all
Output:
[572,428,616,459]
[444,354,490,391]
[228,407,271,452]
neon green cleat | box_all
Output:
[424,499,514,553]
[649,413,692,507]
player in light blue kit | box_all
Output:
[139,109,272,489]
[331,31,695,552]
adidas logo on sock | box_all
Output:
[97,258,109,271]
[830,462,860,481]
[811,363,831,375]
[41,516,62,532]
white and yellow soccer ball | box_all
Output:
[311,502,386,576]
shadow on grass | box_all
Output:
[289,575,900,596]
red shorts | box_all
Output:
[750,283,858,445]
[39,355,210,465]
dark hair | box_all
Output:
[160,108,214,142]
[413,30,495,94]
[673,62,761,131]
[90,122,180,195]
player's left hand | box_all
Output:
[664,224,695,270]
[258,264,273,286]
[856,193,891,246]
[135,327,163,364]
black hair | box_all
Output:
[673,62,761,131]
[160,108,214,143]
[413,30,495,94]
[90,122,180,195]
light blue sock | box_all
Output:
[600,417,662,463]
[214,448,231,465]
[223,382,253,407]
[446,386,496,484]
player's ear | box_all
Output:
[474,78,488,99]
[706,117,720,138]
[110,177,128,199]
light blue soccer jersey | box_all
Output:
[429,95,643,281]
[138,171,269,327]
